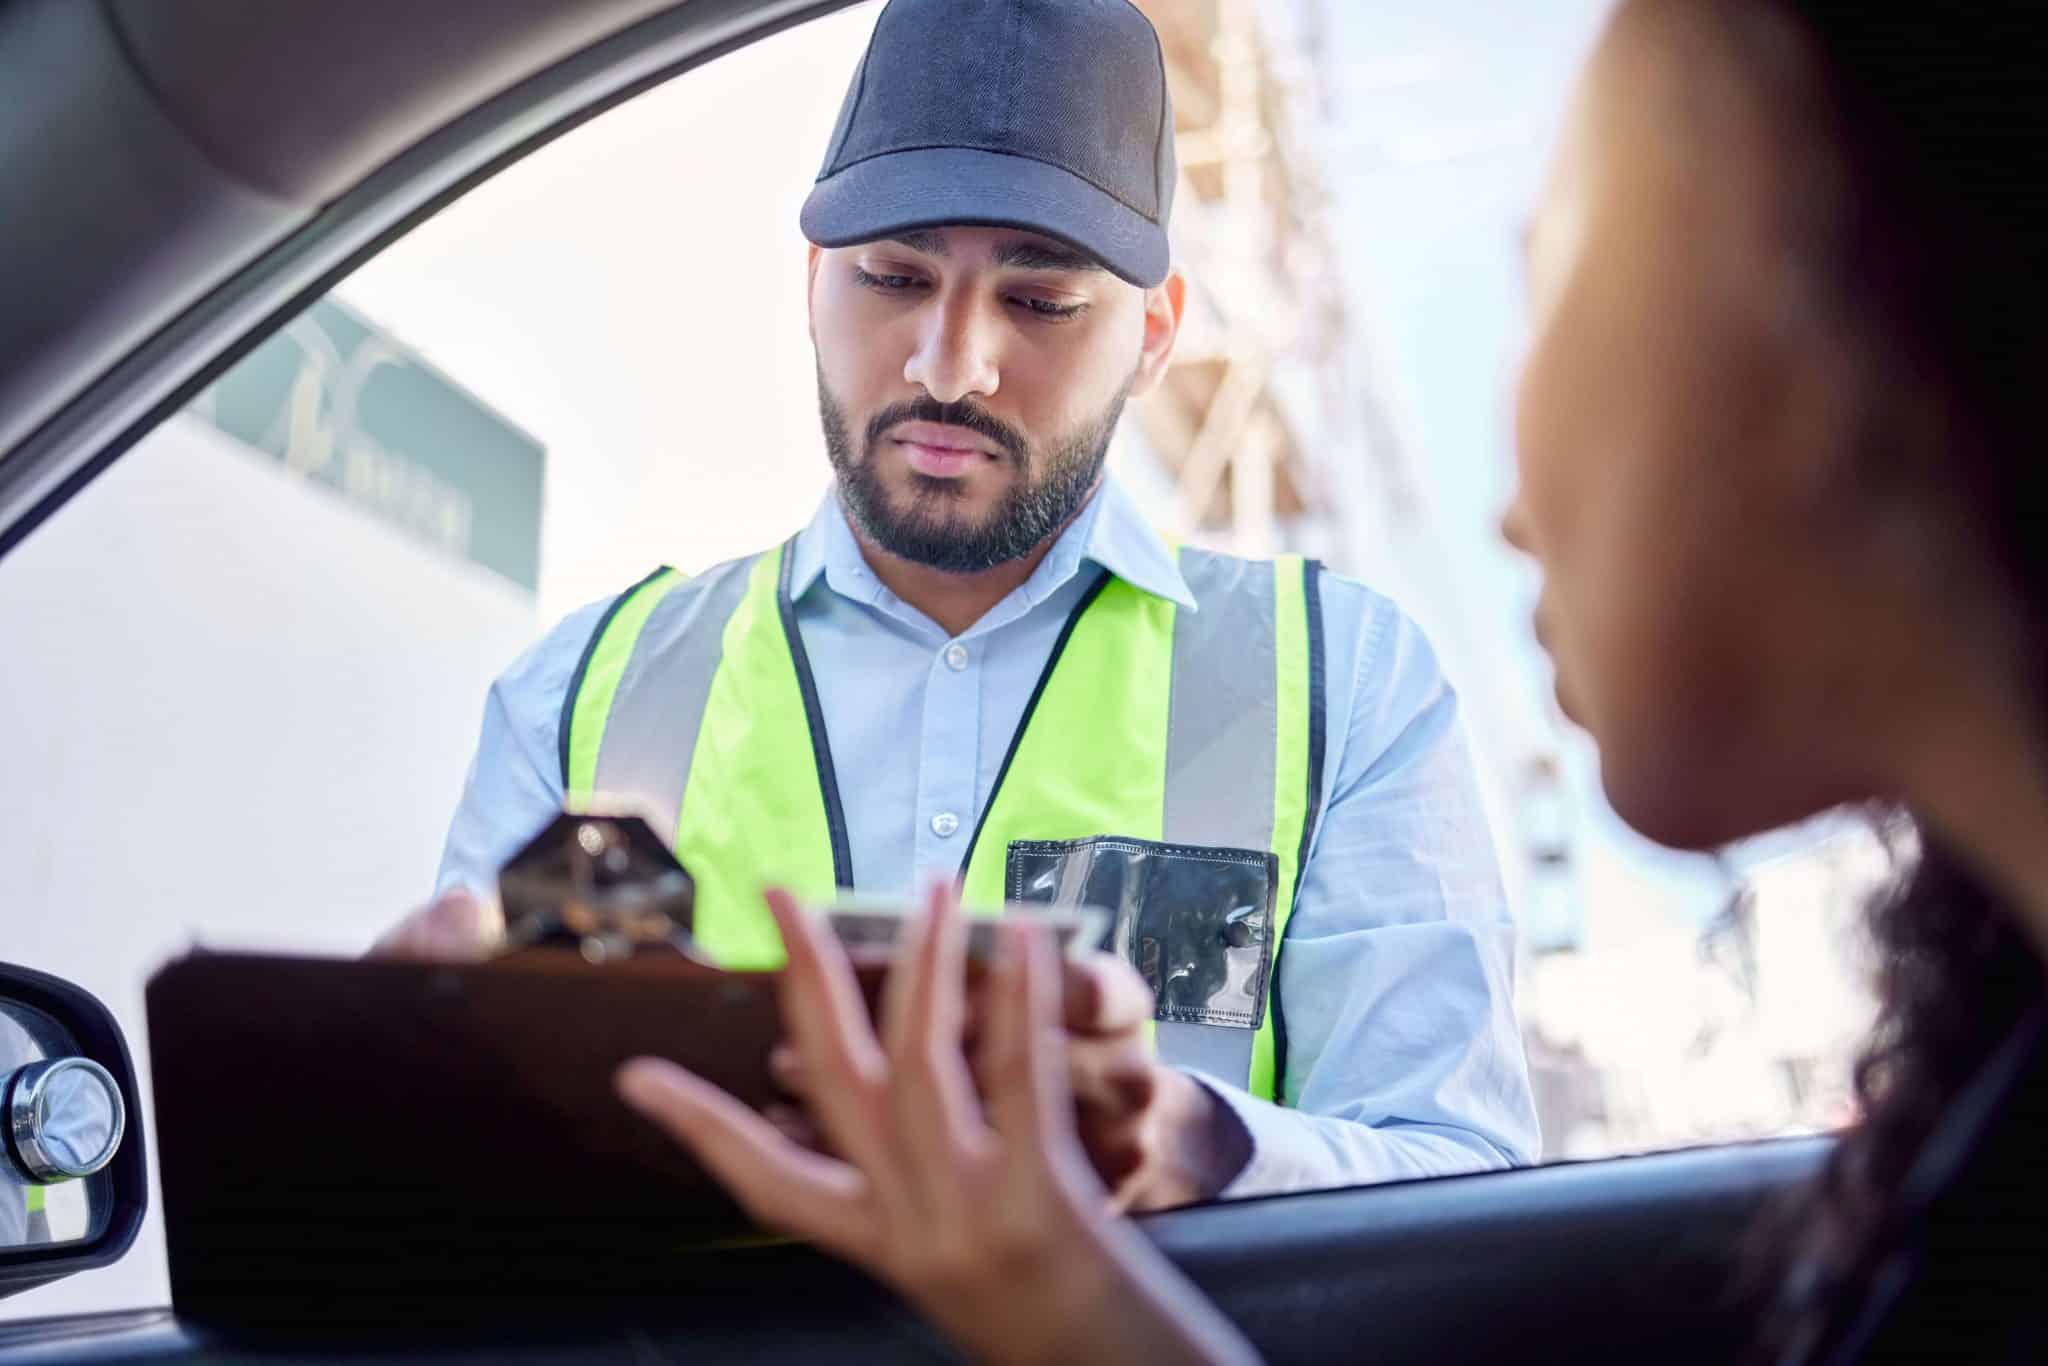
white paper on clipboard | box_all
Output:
[812,894,1109,962]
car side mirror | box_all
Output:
[0,961,145,1303]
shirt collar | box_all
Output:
[1071,475,1196,609]
[787,474,1196,612]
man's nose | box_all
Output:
[903,295,1000,404]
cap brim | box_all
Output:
[800,146,1169,289]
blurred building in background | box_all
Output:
[1125,0,1879,1162]
[1120,0,1360,567]
[1525,829,1883,1157]
[1122,0,1584,956]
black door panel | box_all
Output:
[0,1138,1826,1364]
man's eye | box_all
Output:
[1014,296,1085,321]
[854,268,923,293]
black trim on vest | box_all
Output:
[1271,558,1328,1101]
[777,539,855,891]
[558,565,675,788]
[957,570,1114,881]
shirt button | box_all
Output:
[930,812,960,839]
[943,642,970,671]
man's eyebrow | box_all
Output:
[990,239,1106,273]
[886,230,950,257]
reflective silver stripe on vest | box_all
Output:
[1157,549,1280,1087]
[589,554,759,840]
[1164,551,1279,849]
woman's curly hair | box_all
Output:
[1753,831,2044,1362]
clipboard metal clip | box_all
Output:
[494,807,704,966]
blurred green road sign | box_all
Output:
[193,298,545,593]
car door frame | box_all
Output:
[0,2,1838,1359]
[0,0,861,561]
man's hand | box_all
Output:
[1058,955,1252,1212]
[365,889,504,961]
[773,947,1252,1211]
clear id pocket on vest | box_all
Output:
[1005,837,1278,1029]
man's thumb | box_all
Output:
[368,889,503,961]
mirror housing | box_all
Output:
[0,962,145,1303]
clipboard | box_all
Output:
[144,807,1113,1330]
[146,948,801,1329]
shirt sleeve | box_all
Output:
[1197,577,1541,1197]
[432,596,617,901]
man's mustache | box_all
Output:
[864,397,1028,465]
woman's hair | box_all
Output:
[1719,3,2048,1360]
[1755,832,2044,1361]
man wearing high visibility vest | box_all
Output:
[389,0,1537,1209]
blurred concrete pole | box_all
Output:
[1214,0,1271,557]
[1132,0,1302,557]
[1175,353,1265,535]
[1234,412,1278,557]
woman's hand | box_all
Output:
[614,882,1259,1366]
[764,942,1251,1212]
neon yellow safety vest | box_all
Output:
[22,1181,48,1245]
[561,540,1326,1103]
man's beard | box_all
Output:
[818,366,1134,574]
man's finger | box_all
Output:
[367,890,503,961]
[616,1057,868,1256]
[1077,1128,1148,1206]
[1060,952,1154,1035]
[1065,1035,1158,1114]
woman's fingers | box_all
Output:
[621,897,1147,1360]
[880,882,989,1183]
[876,880,940,1056]
[762,888,896,1174]
[769,1044,806,1099]
[767,889,879,1072]
[615,1057,870,1258]
[981,922,1087,1172]
[763,1101,835,1155]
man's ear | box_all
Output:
[1130,267,1188,399]
[806,244,824,344]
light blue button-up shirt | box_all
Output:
[436,476,1540,1196]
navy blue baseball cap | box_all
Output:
[800,0,1177,289]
